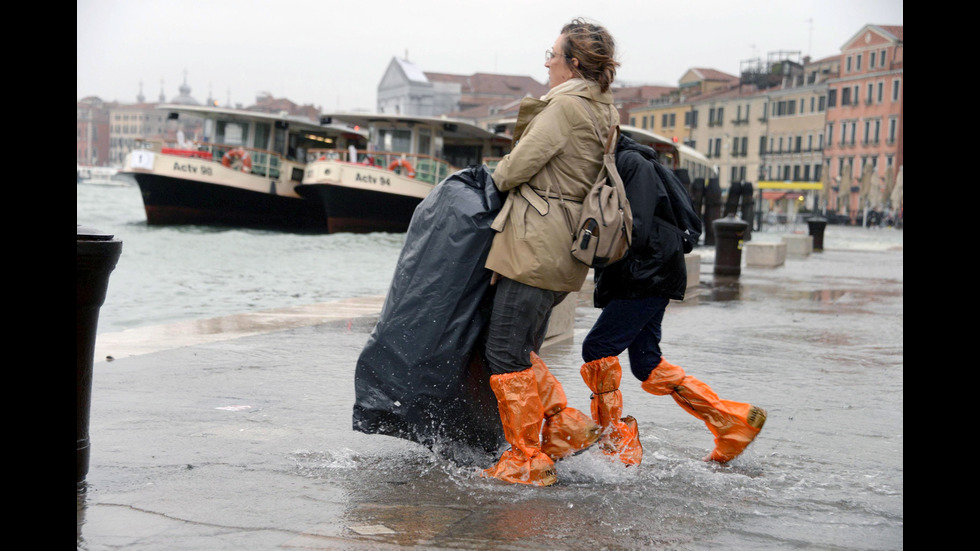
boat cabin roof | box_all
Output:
[319,112,502,141]
[620,125,710,167]
[158,104,368,138]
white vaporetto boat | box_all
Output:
[77,164,128,186]
[119,104,368,233]
[297,113,511,233]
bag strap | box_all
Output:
[577,96,617,155]
[538,97,622,237]
[577,97,629,223]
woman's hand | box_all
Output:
[490,271,501,286]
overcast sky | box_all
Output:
[77,0,902,112]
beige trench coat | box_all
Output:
[486,80,618,292]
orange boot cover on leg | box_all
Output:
[529,352,601,461]
[642,358,767,463]
[482,368,558,486]
[580,357,643,466]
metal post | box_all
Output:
[740,181,754,241]
[77,225,123,485]
[724,181,742,217]
[712,215,749,276]
[807,216,828,252]
[691,178,705,246]
[703,178,722,246]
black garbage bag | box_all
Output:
[352,165,507,461]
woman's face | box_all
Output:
[546,34,577,88]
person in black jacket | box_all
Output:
[579,134,767,465]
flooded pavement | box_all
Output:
[78,228,903,550]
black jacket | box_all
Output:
[593,135,698,307]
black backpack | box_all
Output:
[619,136,702,253]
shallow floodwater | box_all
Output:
[286,252,903,549]
[78,181,902,550]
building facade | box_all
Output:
[377,57,548,119]
[626,23,901,221]
[693,86,770,188]
[377,58,461,116]
[77,97,114,166]
[823,24,903,217]
[762,76,831,182]
[107,103,172,166]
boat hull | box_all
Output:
[299,161,433,233]
[135,173,328,233]
[297,183,423,233]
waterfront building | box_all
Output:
[377,57,547,118]
[627,68,740,147]
[612,85,677,126]
[759,55,838,215]
[822,24,903,221]
[624,22,902,224]
[107,102,171,167]
[106,79,205,166]
[77,96,115,167]
[691,82,770,189]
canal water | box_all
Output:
[77,180,903,550]
[77,181,406,334]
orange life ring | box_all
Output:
[387,159,416,178]
[221,148,252,172]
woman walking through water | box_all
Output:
[481,17,620,486]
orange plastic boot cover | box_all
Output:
[645,359,766,463]
[529,352,601,460]
[673,377,766,462]
[642,359,701,419]
[482,369,557,486]
[580,357,643,466]
[702,401,767,463]
[640,358,687,396]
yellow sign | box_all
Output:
[757,181,824,190]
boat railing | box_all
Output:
[133,139,286,180]
[308,149,456,186]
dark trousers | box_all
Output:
[485,277,568,375]
[582,295,671,382]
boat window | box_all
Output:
[433,135,444,159]
[378,129,412,153]
[255,122,272,152]
[418,128,432,157]
[216,121,248,146]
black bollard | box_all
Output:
[807,216,828,252]
[691,178,705,220]
[690,178,705,246]
[739,182,754,241]
[703,178,722,246]
[724,181,742,217]
[77,225,122,485]
[712,215,749,276]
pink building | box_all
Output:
[823,24,903,222]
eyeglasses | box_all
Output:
[545,48,571,63]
